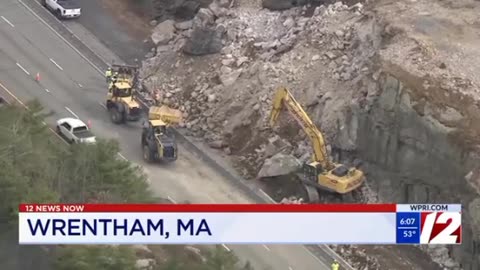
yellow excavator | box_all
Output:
[141,105,182,162]
[106,64,141,124]
[269,86,365,202]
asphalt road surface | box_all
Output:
[0,1,343,269]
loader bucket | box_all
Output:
[149,105,183,125]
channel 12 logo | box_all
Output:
[420,212,462,244]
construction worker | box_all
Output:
[331,259,340,270]
[105,67,112,83]
[110,72,118,86]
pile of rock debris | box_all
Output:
[137,0,480,269]
[280,196,305,204]
[139,0,370,173]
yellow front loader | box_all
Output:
[106,80,142,124]
[269,87,365,202]
[141,105,182,162]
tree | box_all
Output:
[53,245,137,270]
[0,102,61,222]
[202,245,239,270]
[0,102,154,222]
[56,139,154,203]
[0,102,153,269]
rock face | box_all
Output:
[341,73,480,270]
[257,153,302,178]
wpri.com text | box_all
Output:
[409,204,449,211]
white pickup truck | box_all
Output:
[56,118,96,144]
[42,0,81,19]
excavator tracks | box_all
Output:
[302,183,368,204]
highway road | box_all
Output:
[0,1,344,269]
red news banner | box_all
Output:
[19,203,397,212]
[18,204,462,245]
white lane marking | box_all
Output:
[1,16,14,27]
[18,0,105,75]
[49,58,63,71]
[0,81,25,106]
[222,244,231,252]
[288,266,294,270]
[65,107,79,119]
[45,88,50,93]
[78,83,83,88]
[16,63,30,75]
[259,188,277,203]
[118,153,127,160]
[263,245,271,251]
[167,196,177,204]
[99,102,107,109]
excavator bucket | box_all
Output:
[149,105,183,125]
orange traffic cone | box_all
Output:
[35,72,40,82]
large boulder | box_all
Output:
[151,20,175,45]
[257,153,302,178]
[183,26,223,55]
[175,20,193,30]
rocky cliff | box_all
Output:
[339,72,480,269]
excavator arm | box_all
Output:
[269,87,332,170]
[269,86,366,195]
